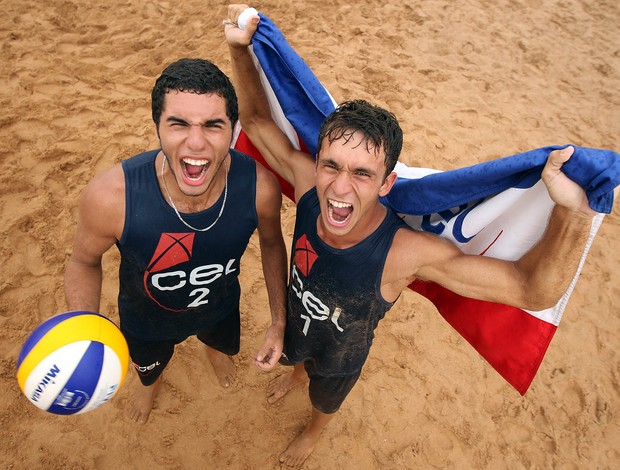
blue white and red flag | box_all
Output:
[231,13,619,394]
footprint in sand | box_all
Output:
[499,423,532,445]
[458,41,475,56]
[561,383,586,416]
[5,229,48,278]
[452,108,479,129]
[421,427,455,467]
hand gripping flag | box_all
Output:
[385,151,616,394]
[231,12,620,394]
[231,13,337,201]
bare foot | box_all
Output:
[266,368,307,404]
[279,428,320,467]
[205,346,236,388]
[128,375,161,424]
[279,408,334,467]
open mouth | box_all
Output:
[327,198,353,225]
[181,157,209,184]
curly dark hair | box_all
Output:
[151,58,238,128]
[317,100,403,178]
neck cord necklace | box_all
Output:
[160,155,228,232]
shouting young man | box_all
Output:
[65,58,288,423]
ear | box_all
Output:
[378,171,397,197]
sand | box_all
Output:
[1,0,619,468]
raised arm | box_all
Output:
[383,147,610,310]
[64,165,125,312]
[225,4,316,202]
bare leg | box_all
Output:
[266,362,308,404]
[205,345,236,388]
[128,375,162,424]
[279,406,334,467]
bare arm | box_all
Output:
[225,4,316,202]
[253,164,288,370]
[383,147,608,310]
[391,205,592,309]
[64,165,125,312]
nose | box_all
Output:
[331,169,353,195]
[186,124,208,151]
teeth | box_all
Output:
[329,199,352,208]
[183,158,208,166]
[327,206,352,225]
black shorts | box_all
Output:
[122,311,240,386]
[279,356,362,414]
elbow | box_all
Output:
[237,114,254,132]
[239,110,270,129]
[509,272,561,311]
[511,264,564,311]
[519,290,562,311]
[237,115,267,144]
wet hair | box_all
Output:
[317,99,403,179]
[151,58,238,128]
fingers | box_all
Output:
[254,359,274,371]
[254,354,275,370]
[224,5,259,47]
[547,145,574,168]
[226,4,259,31]
[254,346,281,370]
[244,16,260,34]
[541,146,599,216]
[227,4,250,22]
[254,325,284,370]
[542,146,574,186]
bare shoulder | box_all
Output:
[385,227,461,281]
[255,161,282,197]
[255,159,279,188]
[289,148,316,201]
[82,163,124,204]
[390,226,447,254]
[254,161,283,216]
[79,163,126,237]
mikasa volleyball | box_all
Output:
[16,311,129,415]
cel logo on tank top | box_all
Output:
[143,233,236,312]
[291,235,344,335]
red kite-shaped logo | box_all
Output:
[143,233,195,312]
[294,234,318,277]
[147,233,195,272]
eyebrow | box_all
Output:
[319,157,339,167]
[165,116,227,126]
[320,157,377,176]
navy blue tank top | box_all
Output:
[117,149,258,341]
[284,187,408,376]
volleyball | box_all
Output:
[16,311,130,415]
